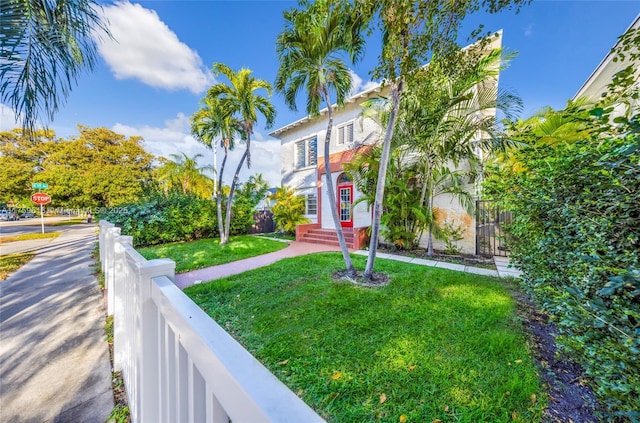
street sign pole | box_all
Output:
[40,204,44,234]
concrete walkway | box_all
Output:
[0,225,113,423]
[175,240,341,289]
[175,241,521,290]
[0,237,57,256]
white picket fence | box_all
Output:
[99,221,324,423]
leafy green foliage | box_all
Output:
[156,153,214,200]
[484,106,640,419]
[269,186,309,234]
[441,220,465,255]
[186,253,544,422]
[0,126,155,208]
[98,192,218,248]
[229,174,270,236]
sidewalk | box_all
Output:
[175,240,341,289]
[0,225,113,423]
[175,241,521,290]
[0,238,57,256]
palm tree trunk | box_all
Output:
[364,79,404,280]
[217,147,228,244]
[427,189,435,257]
[223,145,248,244]
[321,86,356,278]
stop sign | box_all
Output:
[31,192,51,205]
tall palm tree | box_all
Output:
[156,152,214,199]
[191,96,242,240]
[0,0,110,135]
[275,0,365,279]
[405,47,522,255]
[207,63,275,244]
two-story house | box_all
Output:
[269,33,503,254]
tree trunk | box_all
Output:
[427,193,435,257]
[364,79,404,280]
[223,145,248,244]
[217,147,228,244]
[322,85,356,278]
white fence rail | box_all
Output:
[100,221,324,423]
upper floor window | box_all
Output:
[295,137,317,169]
[337,122,354,145]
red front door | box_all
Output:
[338,184,353,228]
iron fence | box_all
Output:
[476,200,513,257]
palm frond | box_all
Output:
[1,0,111,135]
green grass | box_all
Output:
[50,218,86,226]
[186,254,544,422]
[0,231,61,244]
[137,235,289,273]
[0,252,35,281]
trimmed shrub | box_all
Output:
[484,111,639,419]
[98,192,217,247]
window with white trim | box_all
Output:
[337,122,354,145]
[295,137,317,169]
[305,193,317,215]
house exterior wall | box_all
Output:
[278,88,385,227]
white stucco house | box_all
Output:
[269,33,504,254]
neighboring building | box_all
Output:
[269,33,503,254]
[574,14,640,116]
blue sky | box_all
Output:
[1,1,638,186]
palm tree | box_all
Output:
[275,0,365,279]
[0,0,110,135]
[191,96,242,241]
[406,47,522,255]
[207,63,275,244]
[156,153,214,199]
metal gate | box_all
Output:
[251,210,275,234]
[476,200,513,257]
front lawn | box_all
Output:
[50,218,86,226]
[0,252,35,281]
[186,253,544,422]
[137,235,288,273]
[0,231,61,244]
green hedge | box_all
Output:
[485,114,639,420]
[98,193,218,247]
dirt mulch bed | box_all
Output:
[377,246,497,269]
[507,284,601,422]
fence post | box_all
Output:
[113,234,132,373]
[99,221,114,273]
[106,226,121,316]
[136,258,175,423]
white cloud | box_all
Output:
[112,114,281,187]
[97,2,214,93]
[524,24,533,37]
[349,70,380,97]
[0,104,21,131]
